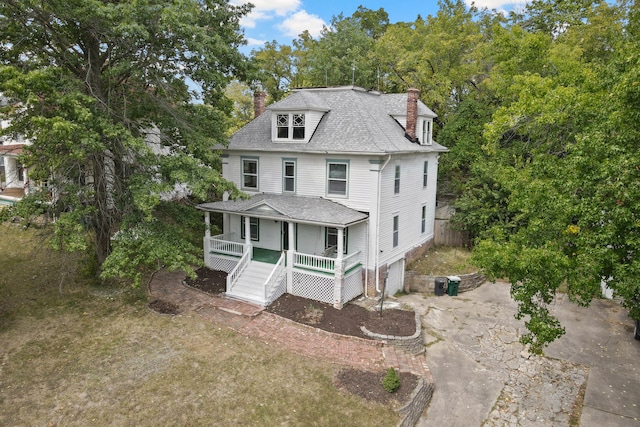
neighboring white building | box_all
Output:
[0,97,31,205]
[197,86,447,308]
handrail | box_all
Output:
[226,248,250,293]
[264,252,286,303]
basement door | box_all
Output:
[386,259,405,296]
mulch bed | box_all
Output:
[335,368,419,406]
[148,299,180,315]
[184,267,227,295]
[266,293,416,338]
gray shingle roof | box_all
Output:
[197,193,369,227]
[228,86,448,154]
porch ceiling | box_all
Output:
[197,193,368,228]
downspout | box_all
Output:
[375,154,392,293]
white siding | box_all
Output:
[378,153,438,266]
[225,152,378,212]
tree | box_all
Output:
[0,0,252,285]
[463,0,637,353]
[374,0,497,120]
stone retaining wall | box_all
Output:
[361,311,424,355]
[397,378,435,427]
[404,271,485,295]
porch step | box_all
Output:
[226,261,277,306]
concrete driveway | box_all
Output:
[398,281,640,426]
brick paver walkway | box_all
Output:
[148,269,432,380]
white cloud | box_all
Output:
[246,37,268,46]
[277,10,326,38]
[232,0,301,28]
[465,0,529,14]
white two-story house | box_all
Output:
[197,86,447,308]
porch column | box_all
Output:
[244,216,252,254]
[286,221,295,293]
[333,227,344,309]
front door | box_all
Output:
[281,221,289,250]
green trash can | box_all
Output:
[447,276,461,296]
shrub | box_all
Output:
[382,367,400,393]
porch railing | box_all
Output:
[208,233,243,257]
[294,252,335,274]
[343,251,362,271]
[226,248,250,293]
[264,252,287,305]
[293,251,362,275]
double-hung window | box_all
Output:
[242,158,258,190]
[240,216,259,241]
[422,120,432,145]
[394,165,401,194]
[327,161,348,196]
[325,227,348,254]
[421,205,426,234]
[423,161,428,188]
[283,159,296,193]
[393,215,399,248]
[276,113,305,140]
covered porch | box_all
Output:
[197,193,369,309]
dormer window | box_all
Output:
[276,113,305,140]
[421,119,432,145]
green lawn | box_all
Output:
[0,223,400,426]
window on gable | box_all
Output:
[240,216,259,241]
[242,158,258,190]
[276,113,305,140]
[393,215,399,248]
[422,119,432,145]
[283,159,296,193]
[394,165,401,194]
[327,161,348,196]
[325,227,348,255]
[423,161,428,188]
[421,205,426,234]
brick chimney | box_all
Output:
[405,88,419,142]
[253,91,266,118]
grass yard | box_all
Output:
[0,224,400,426]
[407,245,477,276]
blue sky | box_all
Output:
[231,0,530,52]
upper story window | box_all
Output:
[422,119,432,145]
[327,160,348,196]
[423,161,428,188]
[242,157,258,190]
[276,113,305,140]
[283,159,296,193]
[393,215,399,248]
[394,165,401,194]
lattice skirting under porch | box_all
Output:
[342,268,363,303]
[291,270,334,304]
[291,267,363,306]
[206,254,238,274]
